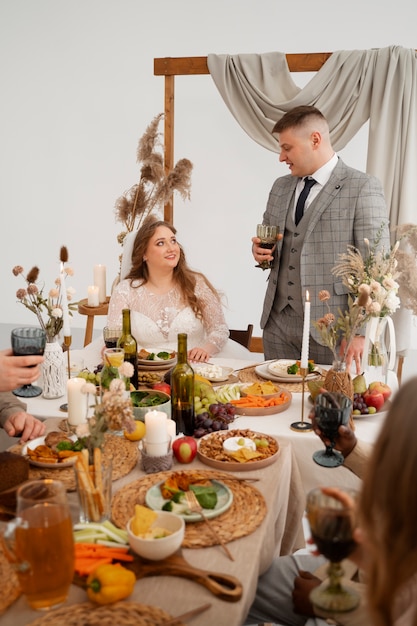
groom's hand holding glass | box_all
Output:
[252,225,282,270]
[0,349,44,393]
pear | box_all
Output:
[307,380,323,402]
[352,373,367,394]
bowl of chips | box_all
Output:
[127,504,185,560]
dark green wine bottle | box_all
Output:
[171,333,194,436]
[117,308,138,390]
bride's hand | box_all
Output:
[188,348,210,362]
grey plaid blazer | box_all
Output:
[260,158,390,346]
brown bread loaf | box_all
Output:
[0,450,29,493]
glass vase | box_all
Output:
[362,316,396,384]
[41,339,66,399]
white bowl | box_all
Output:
[127,510,185,560]
[130,389,171,421]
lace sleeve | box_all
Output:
[195,275,229,354]
[107,279,137,327]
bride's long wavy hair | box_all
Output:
[127,217,221,321]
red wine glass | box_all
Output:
[306,487,360,613]
[11,327,46,397]
[312,392,353,467]
[255,224,278,270]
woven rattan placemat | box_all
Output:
[26,601,185,626]
[9,434,139,492]
[0,541,21,614]
[238,366,325,393]
[111,469,266,549]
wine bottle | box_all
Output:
[171,333,194,436]
[117,309,139,390]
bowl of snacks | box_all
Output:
[240,381,282,399]
[130,389,171,420]
[127,505,185,560]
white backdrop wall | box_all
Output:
[1,0,416,351]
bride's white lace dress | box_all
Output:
[107,276,229,355]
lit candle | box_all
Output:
[87,285,100,307]
[60,263,71,338]
[93,265,107,304]
[144,410,170,456]
[67,377,88,425]
[300,290,310,369]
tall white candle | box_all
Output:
[300,290,310,369]
[67,377,87,425]
[93,265,107,303]
[166,419,176,442]
[60,263,71,337]
[87,285,99,307]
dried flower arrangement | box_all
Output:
[114,113,193,259]
[12,247,77,342]
[313,223,417,364]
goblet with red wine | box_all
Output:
[255,224,279,270]
[306,487,360,613]
[312,392,353,467]
[11,327,47,398]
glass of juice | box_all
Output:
[8,479,74,610]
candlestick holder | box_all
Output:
[290,367,313,432]
[64,335,72,379]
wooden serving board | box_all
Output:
[74,549,242,602]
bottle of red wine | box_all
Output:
[117,309,138,390]
[171,333,194,435]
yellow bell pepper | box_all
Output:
[87,563,136,605]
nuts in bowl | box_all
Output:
[127,505,185,560]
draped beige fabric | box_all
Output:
[208,46,417,230]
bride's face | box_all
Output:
[145,225,180,270]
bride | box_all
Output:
[107,217,229,362]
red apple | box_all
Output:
[363,390,385,412]
[152,382,171,395]
[368,381,392,402]
[172,436,197,464]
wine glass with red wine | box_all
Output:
[11,327,47,397]
[306,487,360,613]
[103,326,122,349]
[255,224,279,270]
[312,392,353,467]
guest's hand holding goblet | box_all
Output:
[306,486,360,613]
[312,392,353,467]
[11,327,46,397]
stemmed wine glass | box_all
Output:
[255,224,279,270]
[312,392,353,467]
[11,327,47,398]
[306,487,360,613]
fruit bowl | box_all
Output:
[127,510,185,560]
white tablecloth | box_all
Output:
[25,355,396,494]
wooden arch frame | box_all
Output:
[154,53,332,222]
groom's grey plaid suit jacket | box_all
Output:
[260,158,390,346]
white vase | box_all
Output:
[41,339,67,398]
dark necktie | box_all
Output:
[295,177,316,225]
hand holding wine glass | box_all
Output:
[306,486,360,613]
[11,327,46,398]
[254,224,279,270]
[312,392,353,467]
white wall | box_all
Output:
[1,0,416,355]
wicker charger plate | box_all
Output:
[238,366,325,393]
[0,541,21,614]
[26,601,185,626]
[9,434,139,492]
[111,469,266,548]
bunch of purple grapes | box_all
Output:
[193,402,237,438]
[353,392,369,415]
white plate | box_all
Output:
[137,356,177,370]
[145,479,233,522]
[193,366,234,383]
[256,361,322,383]
[22,435,78,469]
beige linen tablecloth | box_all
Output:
[1,418,305,626]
